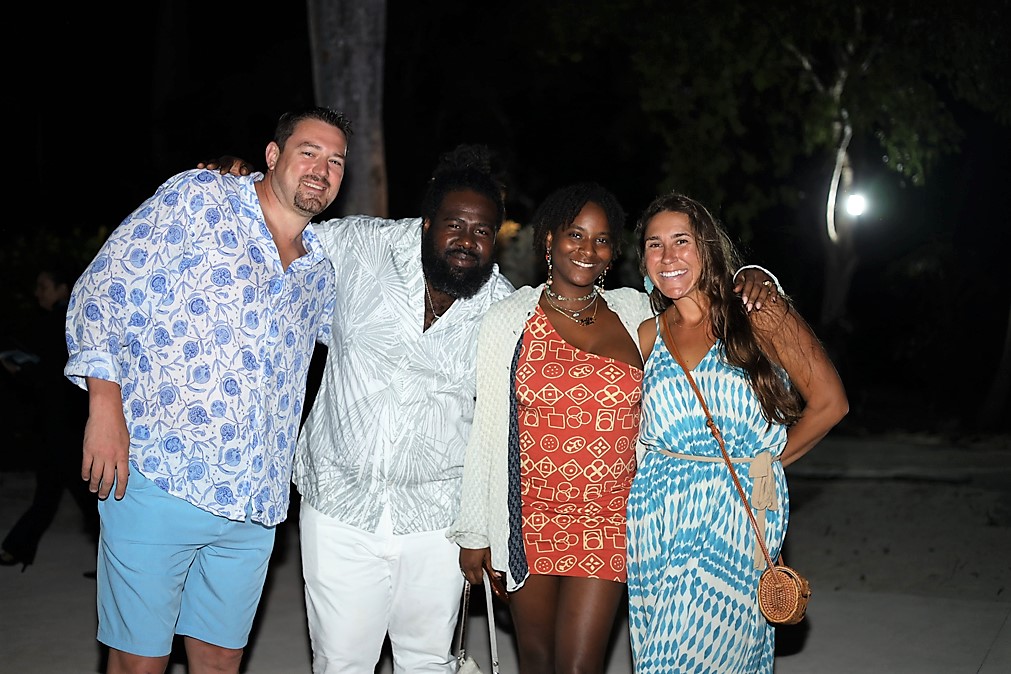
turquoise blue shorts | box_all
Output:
[96,472,276,657]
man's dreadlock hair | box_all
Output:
[420,145,506,228]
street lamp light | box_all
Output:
[845,193,867,217]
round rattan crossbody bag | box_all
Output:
[661,313,811,626]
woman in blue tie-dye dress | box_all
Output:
[626,193,848,673]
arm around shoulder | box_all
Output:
[734,265,783,294]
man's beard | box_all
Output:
[421,232,494,300]
[293,174,330,215]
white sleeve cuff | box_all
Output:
[734,265,784,294]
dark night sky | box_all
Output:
[29,6,1010,231]
[19,3,1011,432]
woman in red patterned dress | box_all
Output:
[450,183,652,673]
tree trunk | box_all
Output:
[820,232,857,330]
[819,125,859,374]
[820,121,858,331]
[306,0,388,217]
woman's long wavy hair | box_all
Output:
[635,193,802,426]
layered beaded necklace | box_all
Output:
[544,286,597,302]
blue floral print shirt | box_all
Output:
[65,169,335,526]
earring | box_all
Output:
[643,275,655,293]
[546,253,553,287]
[595,266,608,293]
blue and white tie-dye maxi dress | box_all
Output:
[627,336,789,674]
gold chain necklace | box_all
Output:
[547,291,597,315]
[544,292,599,326]
[424,279,443,321]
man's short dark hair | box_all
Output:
[274,106,353,150]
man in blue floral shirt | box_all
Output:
[64,106,351,674]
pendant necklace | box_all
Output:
[424,278,443,322]
[544,292,599,326]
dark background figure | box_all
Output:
[1,263,98,570]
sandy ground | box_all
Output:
[785,433,1011,603]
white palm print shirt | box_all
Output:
[295,215,514,534]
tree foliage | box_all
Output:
[542,0,1009,229]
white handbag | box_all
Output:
[455,570,501,674]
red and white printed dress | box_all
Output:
[515,306,642,582]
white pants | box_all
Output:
[300,500,465,673]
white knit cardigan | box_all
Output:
[446,284,653,591]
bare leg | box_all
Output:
[509,575,625,674]
[184,636,244,674]
[555,577,625,674]
[106,648,170,674]
[509,575,560,674]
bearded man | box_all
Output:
[292,148,514,673]
[70,106,352,674]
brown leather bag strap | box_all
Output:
[658,311,777,572]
